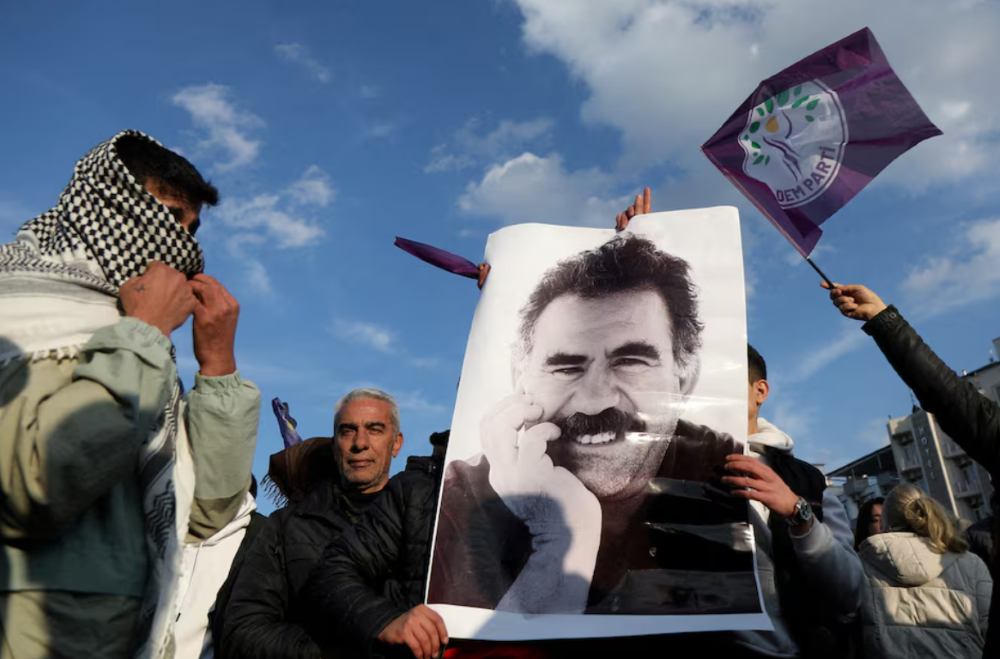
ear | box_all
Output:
[678,357,701,397]
[755,379,770,406]
[392,432,404,458]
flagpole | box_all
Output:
[804,256,837,290]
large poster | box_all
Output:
[426,209,770,640]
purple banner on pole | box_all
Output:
[394,236,480,279]
[702,27,941,256]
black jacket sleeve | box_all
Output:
[304,478,410,658]
[864,305,1000,474]
[220,512,320,659]
[211,512,268,654]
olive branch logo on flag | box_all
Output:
[703,27,941,258]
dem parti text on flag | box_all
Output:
[702,27,941,257]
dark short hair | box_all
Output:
[517,233,702,369]
[115,134,219,207]
[748,344,767,383]
[854,496,885,551]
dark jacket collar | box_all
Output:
[293,478,378,526]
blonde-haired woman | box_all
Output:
[859,484,992,658]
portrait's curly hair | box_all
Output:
[516,233,703,369]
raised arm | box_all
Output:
[824,282,1000,473]
[184,274,260,541]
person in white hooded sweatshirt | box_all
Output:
[718,345,865,658]
[174,483,265,659]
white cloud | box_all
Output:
[766,399,816,447]
[243,258,273,296]
[287,165,337,207]
[220,234,275,296]
[409,357,445,369]
[425,117,553,173]
[902,218,1000,316]
[395,390,446,414]
[215,193,325,248]
[359,85,379,99]
[275,43,331,83]
[332,319,396,353]
[365,122,398,140]
[857,417,891,449]
[458,152,630,226]
[172,84,264,172]
[782,241,835,267]
[782,327,868,383]
[509,0,1000,188]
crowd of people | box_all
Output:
[0,133,996,659]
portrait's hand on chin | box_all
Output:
[482,394,602,546]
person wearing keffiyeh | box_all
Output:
[0,131,260,659]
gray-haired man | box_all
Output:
[221,388,405,659]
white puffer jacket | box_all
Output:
[860,532,992,659]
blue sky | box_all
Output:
[2,0,998,514]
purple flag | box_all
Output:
[272,397,303,449]
[394,237,480,279]
[702,27,941,256]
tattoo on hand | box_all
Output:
[135,284,146,292]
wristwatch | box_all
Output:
[784,496,814,527]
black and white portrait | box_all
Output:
[426,210,770,640]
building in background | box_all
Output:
[828,446,899,528]
[887,409,993,522]
[829,337,1000,527]
[886,337,1000,523]
[963,337,1000,404]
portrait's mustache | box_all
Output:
[552,407,647,442]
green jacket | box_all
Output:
[0,317,260,599]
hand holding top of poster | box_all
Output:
[615,187,652,232]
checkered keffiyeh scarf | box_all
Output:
[0,129,204,292]
[0,130,203,659]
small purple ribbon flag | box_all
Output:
[394,237,480,280]
[702,27,941,262]
[272,397,303,449]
